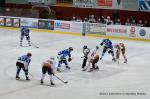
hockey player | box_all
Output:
[100,38,116,62]
[57,47,73,72]
[87,46,100,72]
[20,26,31,46]
[82,45,90,70]
[16,53,32,80]
[114,43,127,64]
[41,57,56,85]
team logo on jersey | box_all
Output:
[139,29,146,37]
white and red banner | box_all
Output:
[20,18,38,28]
[87,23,106,35]
[106,25,128,37]
[128,26,137,38]
[54,20,83,33]
[106,25,150,40]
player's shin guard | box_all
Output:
[111,52,116,62]
[64,60,70,69]
[41,74,45,84]
[28,40,31,46]
[16,67,21,79]
[50,75,55,85]
[57,63,62,72]
[24,70,30,80]
[20,40,22,46]
[100,53,104,60]
[124,59,127,63]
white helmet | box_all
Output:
[113,43,118,48]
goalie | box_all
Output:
[57,47,73,72]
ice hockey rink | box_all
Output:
[0,28,150,99]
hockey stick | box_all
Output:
[54,75,68,84]
[30,42,39,48]
[28,72,34,77]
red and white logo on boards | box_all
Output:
[129,27,136,37]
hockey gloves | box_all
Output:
[68,57,72,62]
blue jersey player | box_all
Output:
[16,53,32,80]
[57,47,73,72]
[100,39,116,62]
[20,26,31,46]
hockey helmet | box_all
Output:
[83,45,87,49]
[69,47,73,51]
[27,53,32,57]
[96,46,99,50]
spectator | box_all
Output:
[97,18,103,24]
[100,16,106,24]
[88,14,96,23]
[143,20,149,27]
[125,18,131,26]
[84,17,89,22]
[112,10,119,24]
[137,20,143,27]
[76,17,82,22]
[71,16,76,21]
[105,16,113,25]
[130,16,136,21]
[114,19,121,25]
[130,19,136,26]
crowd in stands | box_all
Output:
[71,11,149,27]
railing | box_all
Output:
[56,0,73,4]
[0,7,57,19]
[0,7,38,18]
[0,15,150,41]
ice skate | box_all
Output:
[26,76,30,80]
[16,76,20,80]
[124,59,127,63]
[88,68,94,72]
[94,66,99,70]
[112,58,116,62]
[66,66,70,69]
[50,81,55,86]
[41,79,44,84]
[57,68,62,72]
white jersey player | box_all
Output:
[86,46,100,72]
[114,43,127,64]
[41,57,56,85]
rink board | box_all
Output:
[0,26,150,42]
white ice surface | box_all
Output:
[0,29,150,99]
